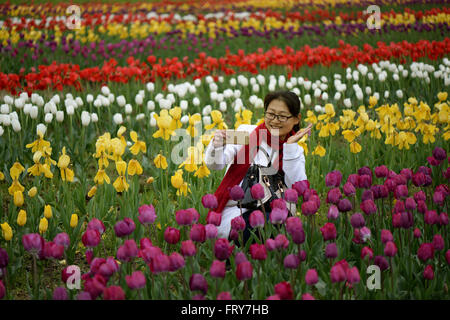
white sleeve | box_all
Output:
[282,143,307,188]
[204,139,241,171]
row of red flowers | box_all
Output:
[2,7,449,32]
[1,38,449,95]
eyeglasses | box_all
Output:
[264,112,293,122]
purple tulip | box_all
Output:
[249,210,265,228]
[432,234,444,251]
[53,233,70,248]
[325,243,338,259]
[138,204,157,225]
[432,147,447,161]
[358,174,372,189]
[412,172,427,187]
[210,260,226,278]
[180,240,197,257]
[361,189,374,202]
[384,241,398,257]
[202,194,218,209]
[374,255,389,271]
[301,200,318,216]
[326,187,342,204]
[371,185,389,199]
[360,199,377,215]
[230,185,245,201]
[330,264,346,283]
[126,271,146,290]
[214,238,234,261]
[440,212,449,226]
[350,213,365,228]
[150,254,171,274]
[417,243,434,262]
[327,204,339,220]
[236,261,253,281]
[114,218,135,237]
[414,228,422,238]
[250,184,265,200]
[22,233,44,255]
[381,229,394,244]
[394,185,409,199]
[217,292,232,300]
[425,210,439,225]
[189,274,208,294]
[53,287,68,300]
[337,198,352,212]
[358,166,372,177]
[82,230,101,248]
[206,211,222,226]
[283,254,300,269]
[175,209,194,226]
[43,241,64,260]
[405,197,417,211]
[346,267,360,284]
[190,224,206,242]
[375,165,389,178]
[169,252,185,272]
[87,218,106,234]
[116,240,138,262]
[269,208,288,224]
[343,182,356,196]
[205,224,218,239]
[433,191,445,206]
[305,269,318,286]
[285,217,302,235]
[284,188,298,203]
[292,180,310,197]
[0,248,8,269]
[325,170,342,187]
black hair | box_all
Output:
[264,90,301,132]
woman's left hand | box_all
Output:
[286,123,313,144]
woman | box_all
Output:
[204,90,312,240]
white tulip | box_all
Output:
[297,77,304,86]
[31,93,39,104]
[352,70,359,81]
[180,115,189,124]
[20,92,29,102]
[93,99,102,108]
[268,83,276,92]
[367,72,374,80]
[255,98,264,109]
[290,77,297,86]
[210,92,218,101]
[14,98,25,109]
[81,111,90,126]
[250,77,256,86]
[206,76,214,84]
[252,84,260,92]
[233,90,241,99]
[203,116,212,126]
[36,96,44,107]
[125,104,133,114]
[86,94,94,103]
[223,89,233,99]
[322,92,328,101]
[396,90,403,99]
[346,73,352,80]
[11,119,21,132]
[149,117,157,127]
[136,113,145,121]
[117,95,126,107]
[312,83,318,91]
[393,73,400,81]
[314,105,322,113]
[113,113,123,125]
[373,92,380,100]
[193,97,200,106]
[0,115,7,126]
[445,76,450,86]
[356,91,364,101]
[51,94,60,104]
[249,95,257,105]
[135,94,144,106]
[334,74,341,80]
[147,100,155,111]
[218,76,224,83]
[24,104,32,115]
[234,105,242,113]
[166,93,176,104]
[292,88,300,96]
[320,83,328,91]
[425,77,430,84]
[91,113,98,123]
[36,123,46,135]
[313,88,321,98]
[219,101,227,112]
[334,92,341,101]
[216,93,224,102]
[1,104,9,114]
[0,126,3,136]
[180,100,188,111]
[75,97,83,107]
[159,98,171,109]
[365,87,372,95]
[194,78,202,87]
[101,86,110,96]
[257,75,265,85]
[146,82,155,92]
[304,94,312,106]
[44,102,53,114]
[384,91,390,98]
[56,111,64,122]
[344,98,352,108]
[44,113,53,123]
[402,70,408,78]
[154,93,164,102]
[202,105,212,116]
[278,75,286,87]
[230,78,237,87]
[30,106,39,119]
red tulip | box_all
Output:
[103,285,125,300]
[249,243,267,260]
[320,222,337,241]
[164,227,181,244]
[236,261,253,281]
[417,243,434,262]
[82,229,101,248]
[274,281,293,300]
[190,224,206,242]
[384,241,398,257]
[423,265,434,280]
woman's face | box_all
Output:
[265,99,300,140]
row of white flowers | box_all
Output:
[0,58,448,137]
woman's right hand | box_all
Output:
[213,130,227,148]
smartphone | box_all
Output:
[225,130,249,145]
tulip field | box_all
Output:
[0,0,449,301]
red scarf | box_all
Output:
[212,122,295,214]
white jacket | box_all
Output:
[204,124,307,238]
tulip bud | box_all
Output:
[17,209,27,226]
[13,190,24,207]
[44,204,52,219]
[39,217,48,234]
[70,214,78,228]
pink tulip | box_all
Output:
[325,243,338,259]
[361,246,373,260]
[283,254,300,269]
[214,238,234,261]
[375,165,389,178]
[249,210,265,228]
[249,243,267,260]
[125,271,146,290]
[230,185,244,201]
[180,240,197,257]
[53,287,68,300]
[150,254,170,274]
[343,182,356,196]
[190,224,206,242]
[217,292,232,300]
[114,218,135,237]
[231,216,246,231]
[326,187,342,205]
[236,261,253,281]
[360,199,377,215]
[164,227,180,244]
[330,264,346,283]
[384,241,398,257]
[284,188,298,203]
[138,205,156,225]
[269,208,288,224]
[210,260,226,278]
[250,184,265,200]
[413,228,422,238]
[337,198,352,212]
[346,267,360,284]
[175,209,194,226]
[82,229,101,248]
[381,229,394,244]
[103,285,125,300]
[305,269,318,286]
[302,293,315,300]
[169,252,185,272]
[417,243,434,262]
[274,281,293,300]
[87,218,106,234]
[53,233,70,248]
[432,234,444,251]
[325,170,342,187]
[206,211,221,226]
[205,224,218,239]
[327,205,340,220]
[201,194,218,209]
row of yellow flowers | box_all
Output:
[3,12,449,46]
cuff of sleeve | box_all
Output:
[283,143,303,160]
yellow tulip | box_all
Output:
[129,131,147,155]
[28,186,37,198]
[0,171,4,181]
[146,176,155,184]
[10,162,25,180]
[369,96,378,107]
[17,209,27,226]
[171,170,184,189]
[70,214,78,228]
[44,204,52,219]
[154,154,168,170]
[350,141,362,153]
[8,179,25,196]
[14,190,24,207]
[39,217,48,234]
[437,92,448,102]
[88,186,97,198]
[194,163,210,178]
[312,145,326,157]
[94,169,110,185]
[128,159,143,176]
[1,222,13,241]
